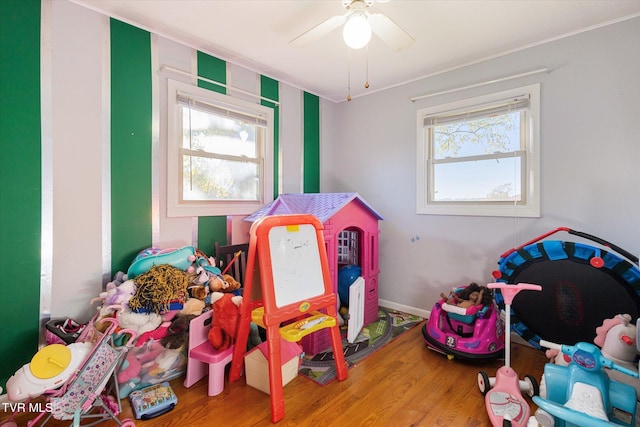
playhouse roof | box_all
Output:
[244,192,383,223]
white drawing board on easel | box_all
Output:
[268,223,326,307]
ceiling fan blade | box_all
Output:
[368,12,414,51]
[290,14,346,47]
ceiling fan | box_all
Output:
[290,0,414,51]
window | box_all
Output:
[416,84,540,217]
[337,230,359,265]
[167,79,274,217]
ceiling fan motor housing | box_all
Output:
[343,0,375,9]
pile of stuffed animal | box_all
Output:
[90,245,249,398]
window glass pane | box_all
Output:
[181,106,257,158]
[432,157,521,202]
[182,155,259,201]
[433,111,521,159]
[416,84,539,217]
[167,79,274,217]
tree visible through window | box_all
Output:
[431,111,522,202]
[167,79,274,217]
[416,84,540,217]
[180,105,261,202]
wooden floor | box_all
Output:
[7,320,548,427]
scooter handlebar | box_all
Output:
[540,340,639,379]
[539,339,562,351]
[488,282,542,305]
[487,282,542,291]
[612,361,639,378]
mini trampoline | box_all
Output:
[492,227,640,348]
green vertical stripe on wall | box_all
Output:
[110,19,153,273]
[197,52,226,95]
[0,0,41,389]
[196,51,227,253]
[303,92,320,193]
[260,75,280,198]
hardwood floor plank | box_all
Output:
[5,321,549,426]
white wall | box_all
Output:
[45,0,109,320]
[321,17,640,315]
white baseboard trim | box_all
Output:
[378,299,430,320]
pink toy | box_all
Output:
[245,193,384,356]
[116,340,165,398]
[117,353,142,384]
[478,282,542,427]
[422,283,505,360]
[594,313,637,365]
[2,317,137,427]
[245,193,382,327]
[135,311,179,347]
[594,314,640,400]
[545,314,638,367]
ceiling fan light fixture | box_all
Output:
[342,11,371,49]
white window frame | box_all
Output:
[416,84,540,217]
[167,79,274,217]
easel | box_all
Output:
[229,214,348,423]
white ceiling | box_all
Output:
[71,0,640,103]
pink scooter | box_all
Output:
[478,282,542,427]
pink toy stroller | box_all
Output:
[2,314,137,427]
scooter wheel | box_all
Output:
[477,371,490,395]
[524,374,539,397]
[534,408,554,427]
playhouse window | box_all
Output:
[416,84,540,217]
[337,230,359,265]
[166,79,274,217]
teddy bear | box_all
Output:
[180,298,206,316]
[187,283,209,300]
[208,274,241,293]
[180,275,211,316]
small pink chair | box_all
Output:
[183,310,234,396]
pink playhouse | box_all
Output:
[245,192,383,354]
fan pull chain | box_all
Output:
[365,44,370,89]
[347,47,352,101]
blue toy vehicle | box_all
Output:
[533,339,638,427]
